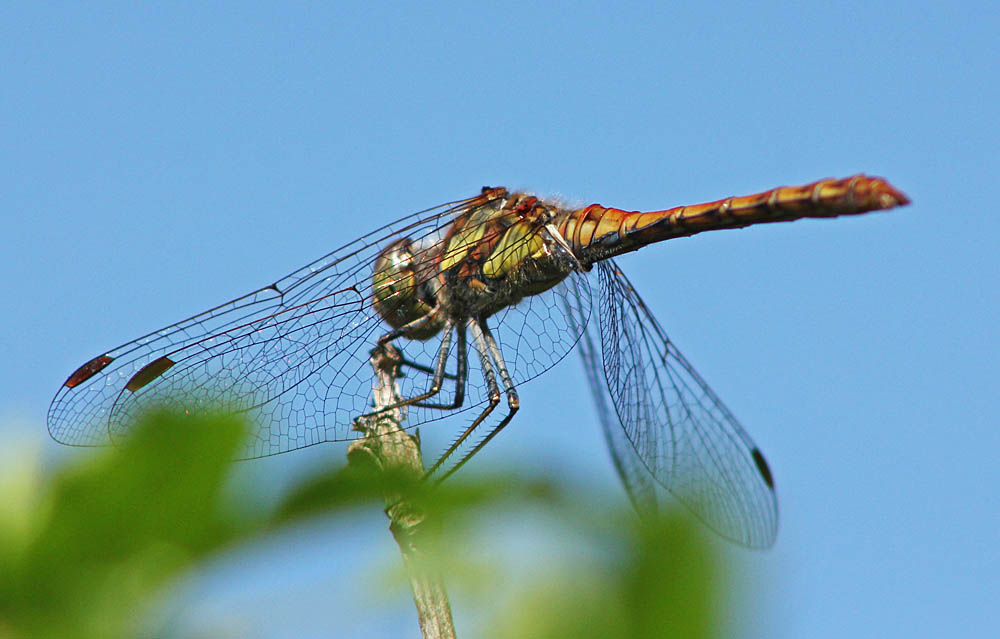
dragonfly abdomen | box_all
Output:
[560,174,910,264]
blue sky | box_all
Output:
[2,2,997,637]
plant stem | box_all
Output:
[349,344,457,639]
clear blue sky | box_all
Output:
[2,2,997,637]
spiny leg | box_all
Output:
[392,341,463,404]
[429,317,520,482]
[437,319,519,482]
[413,323,467,410]
[425,318,503,477]
[386,316,465,379]
[375,304,444,346]
[395,354,459,382]
[363,308,456,416]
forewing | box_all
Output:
[47,192,491,457]
[595,261,778,548]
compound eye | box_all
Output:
[373,239,415,304]
[372,239,432,328]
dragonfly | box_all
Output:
[49,174,909,548]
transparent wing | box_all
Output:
[48,188,593,462]
[564,284,657,513]
[593,260,778,548]
[48,191,494,457]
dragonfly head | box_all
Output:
[372,238,440,337]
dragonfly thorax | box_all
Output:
[435,196,580,319]
[371,195,583,339]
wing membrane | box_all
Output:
[593,261,778,548]
[565,287,657,512]
[48,192,489,454]
[48,189,594,463]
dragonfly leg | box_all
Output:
[425,320,500,476]
[362,320,457,417]
[412,322,467,410]
[427,318,519,480]
[373,304,455,383]
[394,355,459,382]
[375,305,444,346]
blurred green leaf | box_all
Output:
[0,410,255,638]
[483,510,719,639]
[1,409,734,638]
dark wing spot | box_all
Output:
[752,447,775,490]
[125,356,175,392]
[64,355,114,388]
